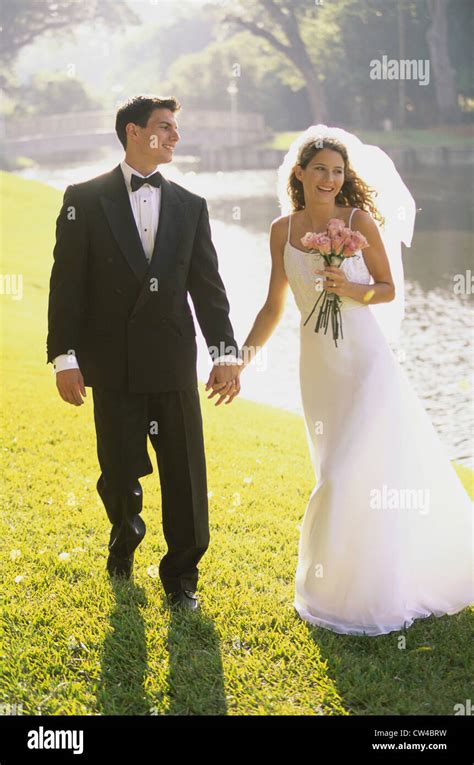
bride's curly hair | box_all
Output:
[287,137,384,225]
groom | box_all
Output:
[47,95,242,610]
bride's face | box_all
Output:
[296,149,345,204]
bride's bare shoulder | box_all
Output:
[350,208,377,232]
[271,214,289,228]
[268,214,288,241]
[270,212,299,237]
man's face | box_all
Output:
[126,107,180,163]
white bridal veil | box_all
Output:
[277,125,417,344]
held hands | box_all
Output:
[315,265,352,298]
[56,361,242,407]
[205,358,242,406]
[56,368,87,406]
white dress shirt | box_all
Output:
[53,160,161,373]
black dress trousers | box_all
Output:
[92,386,210,593]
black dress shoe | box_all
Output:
[107,551,134,579]
[167,590,199,611]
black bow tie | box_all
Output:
[130,171,162,192]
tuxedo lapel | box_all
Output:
[100,166,149,282]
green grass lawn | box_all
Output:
[0,172,472,716]
[267,127,474,151]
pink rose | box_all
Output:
[330,235,345,256]
[316,235,332,255]
[301,232,320,249]
[342,240,357,256]
[349,230,369,252]
[301,232,331,255]
[340,227,354,247]
[327,218,345,238]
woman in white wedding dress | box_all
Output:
[237,127,473,636]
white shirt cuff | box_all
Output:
[213,354,243,366]
[53,353,79,373]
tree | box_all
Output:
[426,0,462,122]
[12,74,101,117]
[220,0,468,129]
[163,30,312,130]
[221,0,331,123]
[446,0,473,108]
[104,4,215,102]
[0,0,138,67]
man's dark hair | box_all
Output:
[115,95,181,150]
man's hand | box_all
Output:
[56,368,87,406]
[205,362,241,406]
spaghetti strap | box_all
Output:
[348,207,358,229]
[287,213,292,243]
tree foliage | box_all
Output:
[0,0,138,65]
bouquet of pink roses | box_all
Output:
[301,218,368,347]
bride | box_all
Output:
[214,126,473,636]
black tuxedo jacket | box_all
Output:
[47,165,239,392]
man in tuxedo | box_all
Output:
[47,95,242,610]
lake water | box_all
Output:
[18,152,473,467]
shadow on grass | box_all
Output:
[95,577,226,715]
[96,577,149,715]
[303,607,474,715]
[165,598,227,715]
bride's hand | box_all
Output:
[315,266,352,298]
[205,362,242,406]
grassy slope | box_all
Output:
[0,172,472,716]
[267,128,474,151]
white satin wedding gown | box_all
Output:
[284,208,473,636]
